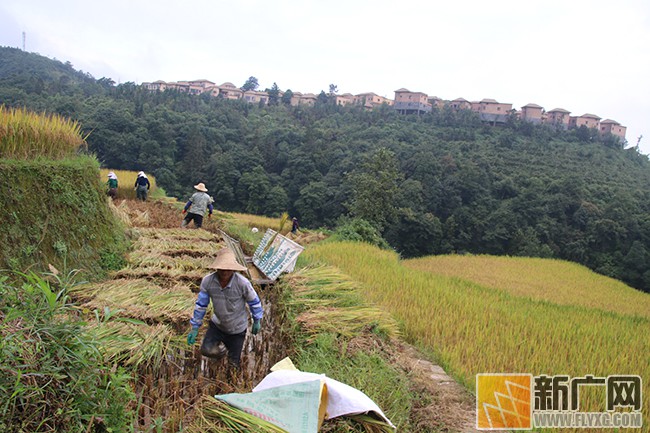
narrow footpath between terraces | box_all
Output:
[75,198,481,432]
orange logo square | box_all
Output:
[477,374,532,430]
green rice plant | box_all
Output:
[304,241,650,429]
[0,105,88,159]
[187,395,289,432]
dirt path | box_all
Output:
[391,341,480,432]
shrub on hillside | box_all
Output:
[0,272,135,432]
[332,217,390,249]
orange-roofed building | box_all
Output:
[334,93,356,107]
[142,80,168,92]
[476,98,513,123]
[520,103,544,124]
[393,88,432,114]
[355,92,393,108]
[450,98,472,110]
[218,82,243,100]
[600,119,627,142]
[545,108,571,129]
[570,113,601,129]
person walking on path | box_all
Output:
[106,172,118,200]
[134,171,150,201]
[187,248,263,369]
[181,182,214,229]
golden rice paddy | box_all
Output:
[304,241,650,430]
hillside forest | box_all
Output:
[2,46,650,293]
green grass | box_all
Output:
[0,271,136,432]
[0,156,128,279]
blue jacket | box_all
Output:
[190,272,263,334]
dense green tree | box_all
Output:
[294,181,329,227]
[281,89,293,105]
[316,90,328,105]
[345,148,404,231]
[266,82,280,106]
[241,76,259,91]
[3,46,650,292]
[384,209,443,257]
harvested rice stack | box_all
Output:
[283,266,400,341]
[90,321,178,368]
[125,252,212,272]
[70,278,197,324]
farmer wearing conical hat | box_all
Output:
[181,182,214,229]
[134,171,151,201]
[106,172,118,200]
[187,248,263,369]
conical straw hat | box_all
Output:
[208,248,247,271]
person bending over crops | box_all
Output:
[181,182,214,229]
[187,248,263,369]
[134,171,150,201]
[106,172,118,200]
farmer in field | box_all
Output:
[134,171,150,201]
[291,216,300,234]
[187,247,263,369]
[106,172,118,200]
[181,182,214,228]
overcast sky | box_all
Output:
[1,0,649,153]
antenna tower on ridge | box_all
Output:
[22,32,26,51]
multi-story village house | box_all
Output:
[450,98,472,111]
[141,78,626,142]
[428,96,445,109]
[290,92,317,106]
[476,98,513,123]
[333,93,356,107]
[143,80,168,92]
[545,108,571,130]
[393,88,432,114]
[217,82,243,100]
[570,113,601,129]
[520,103,544,124]
[243,90,268,105]
[600,119,627,142]
[354,92,393,109]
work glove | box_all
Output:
[252,320,261,335]
[187,328,199,345]
[182,209,187,214]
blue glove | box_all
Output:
[252,320,261,335]
[187,328,199,345]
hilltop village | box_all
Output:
[142,79,627,143]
